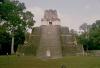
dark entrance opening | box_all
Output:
[49,22,52,25]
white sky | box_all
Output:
[19,0,100,30]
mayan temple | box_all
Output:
[37,9,62,59]
[17,9,83,59]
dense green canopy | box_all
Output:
[0,0,35,55]
[78,20,100,50]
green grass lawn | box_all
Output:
[0,56,100,68]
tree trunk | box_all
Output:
[11,36,14,54]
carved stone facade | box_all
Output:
[41,9,60,25]
[41,9,60,21]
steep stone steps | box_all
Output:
[37,25,62,59]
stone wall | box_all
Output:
[17,27,40,56]
[37,25,62,59]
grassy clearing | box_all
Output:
[0,56,100,68]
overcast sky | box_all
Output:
[19,0,100,30]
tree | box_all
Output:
[0,0,4,3]
[88,20,100,50]
[78,20,100,50]
[0,0,35,54]
[0,26,11,55]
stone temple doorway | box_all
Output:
[46,49,51,57]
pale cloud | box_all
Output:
[85,5,91,9]
[58,12,83,30]
[58,13,72,28]
[18,0,100,31]
[25,6,100,31]
[26,7,44,27]
[85,16,100,25]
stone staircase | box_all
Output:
[17,27,40,56]
[37,25,62,59]
[61,34,82,56]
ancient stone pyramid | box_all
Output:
[37,9,62,59]
[17,9,83,58]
